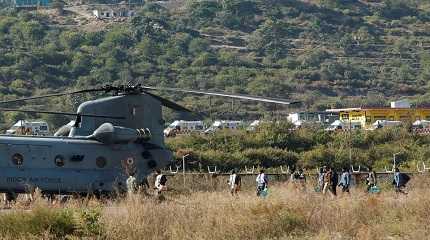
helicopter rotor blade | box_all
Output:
[143,91,193,113]
[142,86,299,105]
[0,88,102,105]
[0,108,125,119]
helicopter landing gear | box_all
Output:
[3,192,17,208]
[5,192,16,202]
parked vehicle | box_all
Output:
[370,120,403,130]
[6,120,50,136]
[412,120,430,129]
[164,120,205,137]
[325,120,362,131]
[204,120,243,133]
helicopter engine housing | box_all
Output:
[89,123,151,145]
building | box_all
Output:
[287,111,339,126]
[326,100,430,129]
[92,6,135,19]
[13,0,50,8]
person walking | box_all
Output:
[154,169,167,195]
[393,167,409,194]
[330,168,338,196]
[228,169,241,196]
[139,177,151,196]
[338,167,350,193]
[291,168,306,191]
[322,167,332,195]
[256,169,268,197]
[317,167,325,192]
[366,167,377,192]
[126,172,138,195]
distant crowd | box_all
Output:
[227,166,411,198]
[124,166,411,200]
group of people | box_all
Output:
[317,166,352,196]
[229,169,270,197]
[228,169,270,197]
[126,169,168,197]
[318,166,409,196]
[126,166,411,199]
[227,166,410,198]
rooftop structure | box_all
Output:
[287,111,339,126]
[14,0,50,8]
[93,8,135,19]
[92,3,137,19]
[326,100,430,128]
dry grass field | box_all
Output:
[0,176,429,240]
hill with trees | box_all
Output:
[0,0,430,127]
[0,0,429,129]
[0,0,430,167]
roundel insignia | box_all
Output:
[127,157,134,165]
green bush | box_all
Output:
[0,207,76,238]
[0,206,104,238]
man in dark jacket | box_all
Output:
[330,168,338,196]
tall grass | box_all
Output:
[1,178,430,239]
[102,180,430,240]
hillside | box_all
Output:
[0,0,430,128]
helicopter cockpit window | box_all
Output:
[74,115,82,128]
[54,155,65,167]
[12,153,23,166]
[96,157,107,168]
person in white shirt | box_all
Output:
[126,173,137,195]
[154,169,167,195]
[256,169,268,197]
[228,169,241,196]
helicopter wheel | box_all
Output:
[4,192,17,202]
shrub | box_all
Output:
[0,207,77,238]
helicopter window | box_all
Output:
[12,153,23,166]
[96,157,107,168]
[54,155,65,167]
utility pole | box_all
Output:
[349,119,352,164]
[393,152,401,168]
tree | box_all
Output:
[248,19,291,60]
[60,31,84,50]
[191,52,218,66]
[379,0,417,19]
[102,27,134,49]
[187,1,221,24]
[10,20,45,47]
[188,38,210,56]
[218,0,260,30]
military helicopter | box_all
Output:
[0,84,298,198]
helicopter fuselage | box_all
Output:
[0,135,171,195]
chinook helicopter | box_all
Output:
[0,84,298,198]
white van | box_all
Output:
[325,120,362,131]
[164,120,205,137]
[370,120,402,130]
[204,120,243,133]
